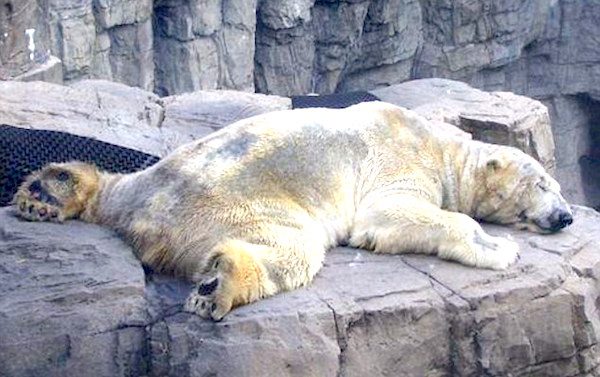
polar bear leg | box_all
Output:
[349,194,519,270]
[184,237,326,320]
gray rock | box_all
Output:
[373,78,556,173]
[0,80,167,156]
[0,0,54,79]
[107,19,155,92]
[153,0,257,96]
[0,79,291,157]
[58,11,97,81]
[2,203,600,376]
[94,0,153,29]
[12,55,64,84]
[541,95,596,206]
[259,0,314,30]
[0,207,148,377]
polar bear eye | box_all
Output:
[536,181,548,192]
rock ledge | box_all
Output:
[1,205,600,377]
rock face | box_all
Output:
[1,1,597,100]
[2,203,600,377]
[373,79,556,174]
[153,0,257,96]
[0,207,149,376]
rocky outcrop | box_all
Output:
[373,79,556,174]
[153,0,257,96]
[2,202,600,377]
[0,80,290,157]
[0,208,149,376]
[2,1,597,99]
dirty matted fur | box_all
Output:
[13,102,573,320]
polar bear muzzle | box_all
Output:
[533,206,573,233]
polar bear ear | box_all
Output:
[486,158,503,172]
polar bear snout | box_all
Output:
[547,208,573,232]
[531,204,573,233]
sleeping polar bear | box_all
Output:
[13,101,572,321]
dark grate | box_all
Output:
[291,91,380,109]
[0,124,160,206]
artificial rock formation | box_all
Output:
[0,78,554,172]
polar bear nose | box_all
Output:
[548,209,573,231]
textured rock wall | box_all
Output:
[3,1,594,98]
[153,0,257,95]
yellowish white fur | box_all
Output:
[13,102,572,320]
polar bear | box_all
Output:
[13,102,572,321]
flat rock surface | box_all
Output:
[2,205,600,376]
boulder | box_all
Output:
[0,207,148,377]
[0,80,167,156]
[372,78,556,173]
[1,205,600,377]
[0,80,290,157]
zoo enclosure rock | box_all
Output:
[374,78,556,174]
[0,79,290,157]
[2,204,600,376]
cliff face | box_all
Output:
[3,1,598,98]
[1,0,599,205]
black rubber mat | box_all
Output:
[292,91,380,109]
[0,125,160,206]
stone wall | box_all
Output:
[1,0,599,205]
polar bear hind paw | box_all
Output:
[184,242,270,321]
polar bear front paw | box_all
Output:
[472,230,520,270]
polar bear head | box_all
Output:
[473,146,573,233]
